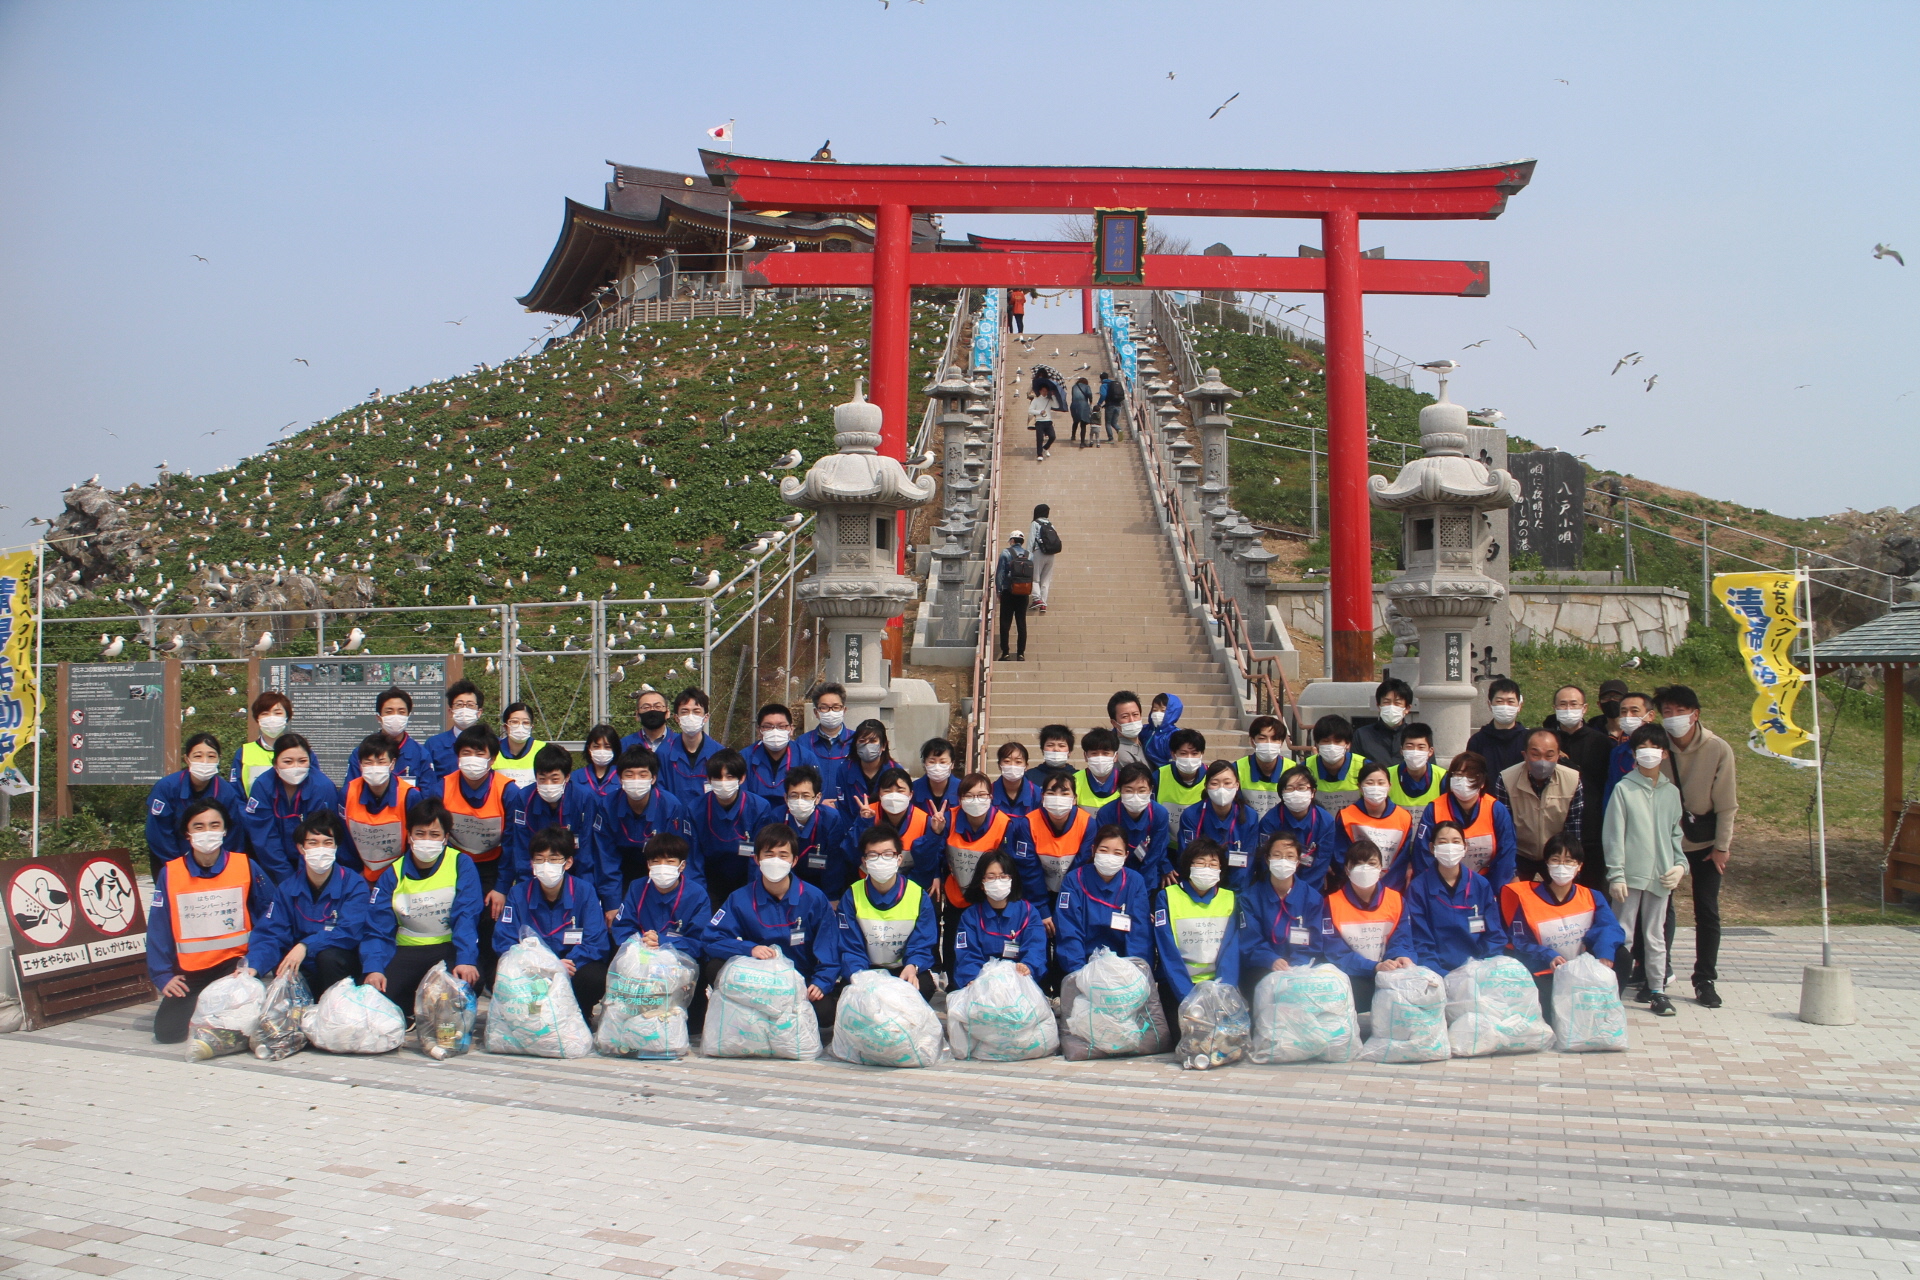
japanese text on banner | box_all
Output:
[1714,571,1813,766]
[0,550,38,786]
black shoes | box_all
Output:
[1649,993,1677,1017]
[1694,980,1723,1009]
[1631,984,1652,1004]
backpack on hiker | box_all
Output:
[1035,522,1063,556]
[1006,547,1035,595]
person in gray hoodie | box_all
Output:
[1602,723,1688,1017]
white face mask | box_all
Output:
[1346,864,1381,891]
[787,797,817,824]
[1093,851,1127,878]
[188,759,219,782]
[1317,743,1347,767]
[1432,842,1467,868]
[982,876,1013,902]
[761,729,792,753]
[189,829,225,855]
[1635,747,1665,770]
[815,708,845,732]
[1616,715,1645,736]
[709,778,741,802]
[622,776,653,800]
[1282,788,1313,814]
[360,763,393,788]
[1206,784,1238,808]
[507,724,533,744]
[590,747,614,768]
[879,792,911,815]
[1150,710,1166,727]
[1086,754,1116,777]
[1117,720,1144,739]
[458,756,490,781]
[1661,714,1694,738]
[381,713,409,736]
[1490,702,1520,725]
[1189,865,1221,891]
[1000,763,1027,785]
[1377,705,1407,728]
[1402,748,1432,772]
[1121,791,1151,815]
[1360,783,1389,805]
[1449,776,1479,801]
[759,856,792,883]
[532,862,566,889]
[648,863,682,890]
[537,782,566,804]
[1042,794,1076,818]
[277,764,309,786]
[866,855,901,885]
[858,742,884,763]
[1556,708,1585,729]
[960,795,992,819]
[1269,857,1298,881]
[925,763,953,784]
[678,713,707,736]
[1173,755,1202,776]
[1042,749,1069,767]
[257,714,288,738]
[1252,742,1285,763]
[411,839,446,864]
[451,706,481,730]
[303,843,337,876]
[1547,862,1579,885]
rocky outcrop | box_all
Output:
[1816,505,1920,631]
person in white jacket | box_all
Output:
[1602,724,1688,1017]
[1028,504,1059,612]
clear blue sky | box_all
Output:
[2,0,1914,526]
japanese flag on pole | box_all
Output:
[706,120,734,142]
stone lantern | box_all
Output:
[783,383,938,725]
[1184,366,1240,493]
[925,365,975,502]
[1367,386,1519,763]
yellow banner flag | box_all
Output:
[0,550,37,790]
[1714,570,1812,766]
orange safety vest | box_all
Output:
[1024,806,1090,896]
[943,810,1012,909]
[1431,792,1500,877]
[1338,803,1414,875]
[342,777,414,882]
[1325,884,1404,963]
[1503,881,1600,975]
[165,853,255,971]
[441,773,510,863]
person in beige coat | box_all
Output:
[1654,684,1737,1009]
[1494,729,1585,885]
[1603,724,1688,1017]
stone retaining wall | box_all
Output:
[1266,583,1690,655]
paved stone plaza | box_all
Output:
[2,926,1917,1280]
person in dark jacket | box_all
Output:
[1069,377,1096,448]
[995,530,1033,662]
[1352,678,1414,773]
[1099,371,1125,441]
[1464,678,1531,777]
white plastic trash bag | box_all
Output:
[1358,965,1451,1063]
[1248,964,1361,1065]
[250,970,314,1061]
[596,938,698,1060]
[699,954,822,1060]
[486,935,594,1058]
[186,972,266,1061]
[1552,953,1630,1053]
[301,979,406,1054]
[1445,957,1552,1057]
[1177,980,1250,1070]
[1059,948,1169,1060]
[414,962,477,1059]
[831,970,949,1068]
[946,959,1058,1062]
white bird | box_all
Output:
[1620,654,1642,670]
[251,632,274,653]
[1468,408,1506,424]
[100,635,125,658]
[414,622,433,633]
[1643,374,1659,393]
[773,449,803,469]
[610,665,626,683]
[698,570,721,590]
[778,512,806,529]
[343,627,365,652]
[1581,424,1607,436]
[1416,359,1459,374]
[1874,243,1904,266]
[159,634,184,653]
[1610,352,1642,375]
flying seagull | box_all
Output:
[1581,424,1607,436]
[1643,374,1659,392]
[1610,352,1642,375]
[445,317,467,326]
[1554,78,1570,85]
[292,357,309,366]
[930,117,946,126]
[1167,72,1176,80]
[1462,339,1491,349]
[940,155,967,165]
[1208,92,1240,119]
[200,429,222,437]
[1507,326,1537,349]
[1873,243,1904,266]
[191,254,208,262]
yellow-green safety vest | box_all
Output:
[850,877,923,970]
[1234,753,1292,818]
[1307,752,1369,813]
[1156,763,1207,831]
[1164,884,1236,981]
[391,851,463,947]
[1073,766,1122,813]
[239,740,276,792]
[1387,763,1442,812]
[493,739,547,788]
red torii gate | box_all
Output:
[701,151,1535,682]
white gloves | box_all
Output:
[1659,863,1688,891]
[1609,881,1630,904]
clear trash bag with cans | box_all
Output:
[1358,965,1452,1063]
[946,958,1059,1062]
[700,954,822,1060]
[595,938,698,1060]
[1248,964,1362,1064]
[301,979,406,1054]
[1445,957,1553,1057]
[249,970,314,1061]
[185,972,266,1061]
[1176,980,1251,1070]
[1058,948,1171,1060]
[1552,953,1631,1053]
[830,969,949,1068]
[485,934,594,1058]
[414,962,477,1060]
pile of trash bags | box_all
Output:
[700,954,822,1060]
[830,970,948,1068]
[415,963,477,1060]
[1552,953,1630,1053]
[946,959,1058,1061]
[596,939,699,1060]
[250,971,314,1061]
[1248,964,1361,1064]
[185,973,265,1061]
[1358,965,1451,1063]
[302,979,406,1054]
[1176,980,1251,1070]
[1444,957,1552,1057]
[486,936,594,1058]
[1059,949,1170,1060]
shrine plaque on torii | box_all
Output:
[702,151,1534,681]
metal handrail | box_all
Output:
[965,324,1006,772]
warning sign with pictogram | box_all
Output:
[3,848,154,1029]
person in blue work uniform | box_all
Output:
[911,736,961,816]
[1386,723,1445,814]
[503,744,602,900]
[423,679,487,780]
[1156,729,1209,829]
[835,825,939,999]
[572,724,624,805]
[1079,763,1173,886]
[655,686,725,807]
[741,703,803,804]
[266,810,368,997]
[1153,838,1241,1023]
[1257,766,1338,891]
[1331,759,1418,892]
[850,768,943,889]
[793,683,851,777]
[492,702,545,790]
[337,734,423,884]
[1233,716,1297,821]
[1142,692,1181,769]
[611,832,711,1026]
[144,732,247,877]
[341,686,433,785]
[1235,831,1330,996]
[1503,834,1625,1021]
[1411,752,1518,891]
[703,825,844,1030]
[495,825,612,1014]
[231,691,293,794]
[1053,824,1154,974]
[991,742,1042,816]
[950,850,1049,991]
[1321,843,1417,1009]
[146,798,285,1043]
[1304,715,1368,815]
[835,718,900,815]
[619,686,673,756]
[363,798,483,1020]
[688,749,775,901]
[595,746,692,904]
[1176,760,1261,890]
[1072,728,1124,812]
[780,765,852,898]
[1028,724,1076,791]
[1403,819,1509,974]
[241,732,342,884]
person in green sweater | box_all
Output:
[1602,724,1688,1017]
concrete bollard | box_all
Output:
[1798,965,1856,1026]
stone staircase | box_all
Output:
[985,332,1246,761]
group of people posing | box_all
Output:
[141,671,1737,1045]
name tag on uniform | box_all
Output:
[789,929,806,946]
[1288,924,1310,946]
[738,842,755,858]
[1468,912,1486,935]
[1227,852,1248,868]
[1002,941,1021,958]
[807,853,826,868]
[1109,911,1132,932]
[562,929,583,946]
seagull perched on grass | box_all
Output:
[696,569,721,590]
[773,448,803,469]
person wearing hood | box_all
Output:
[145,732,247,876]
[593,745,693,905]
[268,810,371,999]
[836,825,939,998]
[1069,376,1097,448]
[342,687,433,785]
[493,825,611,1015]
[995,529,1034,662]
[1403,820,1510,973]
[1142,692,1182,769]
[231,691,293,793]
[1464,679,1531,777]
[363,798,483,1018]
[1256,765,1338,891]
[1351,678,1415,772]
[704,825,845,1029]
[241,732,342,884]
[424,680,488,780]
[338,734,423,883]
[742,703,804,805]
[1052,824,1154,972]
[1152,838,1241,1012]
[1028,505,1060,612]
